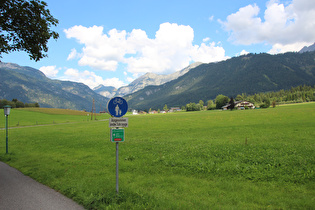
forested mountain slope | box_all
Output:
[126,52,315,110]
[0,63,108,111]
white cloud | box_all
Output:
[67,48,80,60]
[63,68,125,89]
[209,15,214,22]
[103,77,126,89]
[203,37,210,42]
[64,22,228,74]
[125,23,195,74]
[65,26,124,71]
[237,50,250,56]
[39,66,60,77]
[64,68,80,77]
[126,77,135,83]
[220,0,315,52]
[268,42,310,54]
[191,42,229,63]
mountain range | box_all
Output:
[0,62,108,112]
[1,44,315,112]
[93,62,202,98]
[299,43,315,53]
[125,51,315,110]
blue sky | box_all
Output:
[2,0,315,89]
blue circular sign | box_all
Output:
[107,97,128,117]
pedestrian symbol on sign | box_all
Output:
[115,105,121,116]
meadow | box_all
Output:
[0,108,109,128]
[0,103,314,209]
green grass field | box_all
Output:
[0,103,314,209]
[0,108,110,128]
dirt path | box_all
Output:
[0,119,109,130]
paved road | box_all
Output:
[0,162,85,210]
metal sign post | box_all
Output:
[110,127,124,193]
[116,141,119,194]
[107,97,128,195]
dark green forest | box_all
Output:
[0,99,39,109]
[235,85,315,105]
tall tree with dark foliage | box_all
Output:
[229,97,235,110]
[0,0,59,61]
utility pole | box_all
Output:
[94,99,96,120]
[91,98,95,120]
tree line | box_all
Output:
[0,99,40,109]
[184,85,315,111]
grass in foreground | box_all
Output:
[0,103,314,209]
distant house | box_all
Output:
[235,101,255,109]
[222,101,255,110]
[132,110,138,115]
[149,110,158,114]
[169,107,181,112]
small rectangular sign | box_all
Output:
[111,128,125,142]
[109,118,128,127]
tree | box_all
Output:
[260,98,270,108]
[0,0,59,61]
[163,104,168,112]
[199,100,204,108]
[229,97,235,110]
[207,100,215,110]
[186,103,192,111]
[235,94,243,101]
[186,102,201,111]
[0,99,14,108]
[215,94,229,109]
[12,99,24,108]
